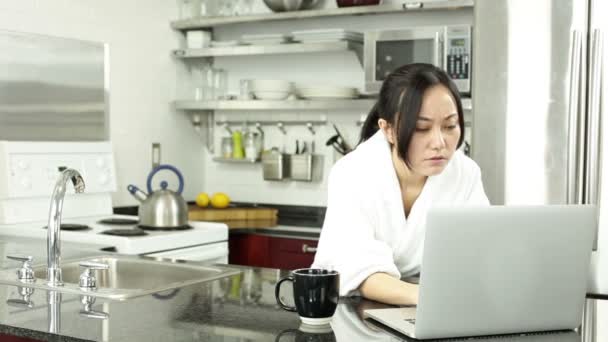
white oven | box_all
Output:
[146,242,228,264]
[0,141,229,264]
[364,25,472,94]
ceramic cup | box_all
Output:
[275,268,339,325]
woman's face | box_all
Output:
[381,85,461,177]
[408,85,461,176]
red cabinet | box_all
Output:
[0,334,43,342]
[268,236,317,269]
[229,233,318,270]
[229,233,272,268]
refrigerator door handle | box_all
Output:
[585,29,603,206]
[567,30,584,204]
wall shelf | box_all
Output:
[173,40,362,58]
[212,157,260,164]
[170,1,474,30]
[173,99,376,111]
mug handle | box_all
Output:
[275,276,297,312]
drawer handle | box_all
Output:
[302,244,317,253]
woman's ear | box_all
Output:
[378,119,395,144]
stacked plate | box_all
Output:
[240,33,292,45]
[291,29,363,43]
[295,84,359,99]
[210,40,240,47]
[250,80,294,100]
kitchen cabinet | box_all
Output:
[229,233,272,267]
[0,334,42,342]
[268,235,317,270]
[229,233,317,270]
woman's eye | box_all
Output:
[415,128,430,132]
[444,125,458,130]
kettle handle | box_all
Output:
[146,164,184,194]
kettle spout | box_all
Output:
[127,185,148,203]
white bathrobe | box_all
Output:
[312,130,489,296]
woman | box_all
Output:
[312,63,489,306]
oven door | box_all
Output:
[364,26,445,93]
[145,241,229,264]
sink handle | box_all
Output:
[79,261,109,270]
[6,286,35,308]
[80,295,109,320]
[79,261,109,290]
[7,255,35,282]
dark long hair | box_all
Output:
[359,63,465,167]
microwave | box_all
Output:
[364,25,472,94]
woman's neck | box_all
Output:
[391,147,427,190]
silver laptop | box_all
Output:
[364,205,596,340]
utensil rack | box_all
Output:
[216,119,327,136]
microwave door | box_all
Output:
[364,27,444,93]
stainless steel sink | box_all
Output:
[0,255,240,300]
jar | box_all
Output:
[220,137,233,158]
[244,132,259,160]
[232,131,244,159]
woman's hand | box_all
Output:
[359,272,419,306]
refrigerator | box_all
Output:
[472,0,607,296]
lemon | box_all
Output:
[195,192,210,208]
[210,192,230,209]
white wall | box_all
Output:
[0,0,206,206]
[197,3,473,206]
[0,1,472,208]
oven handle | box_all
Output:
[146,243,228,262]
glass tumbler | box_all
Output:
[214,68,228,100]
[221,137,233,158]
[239,79,252,100]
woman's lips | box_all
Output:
[426,156,447,165]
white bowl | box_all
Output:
[250,80,293,92]
[253,91,291,100]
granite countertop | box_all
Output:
[0,238,602,342]
[0,265,601,342]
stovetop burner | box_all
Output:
[42,223,91,231]
[97,218,139,225]
[138,224,193,231]
[100,228,148,237]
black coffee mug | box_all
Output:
[275,268,340,325]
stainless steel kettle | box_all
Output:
[127,164,189,229]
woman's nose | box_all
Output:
[430,129,447,150]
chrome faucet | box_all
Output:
[47,168,85,286]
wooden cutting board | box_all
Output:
[188,204,278,222]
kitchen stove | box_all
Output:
[0,141,229,263]
[0,214,227,255]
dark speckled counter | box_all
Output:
[0,237,602,341]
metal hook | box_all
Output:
[223,123,232,134]
[255,122,264,135]
[306,122,316,135]
[276,122,287,135]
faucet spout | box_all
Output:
[47,168,85,287]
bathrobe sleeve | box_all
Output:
[465,162,491,205]
[312,162,401,296]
